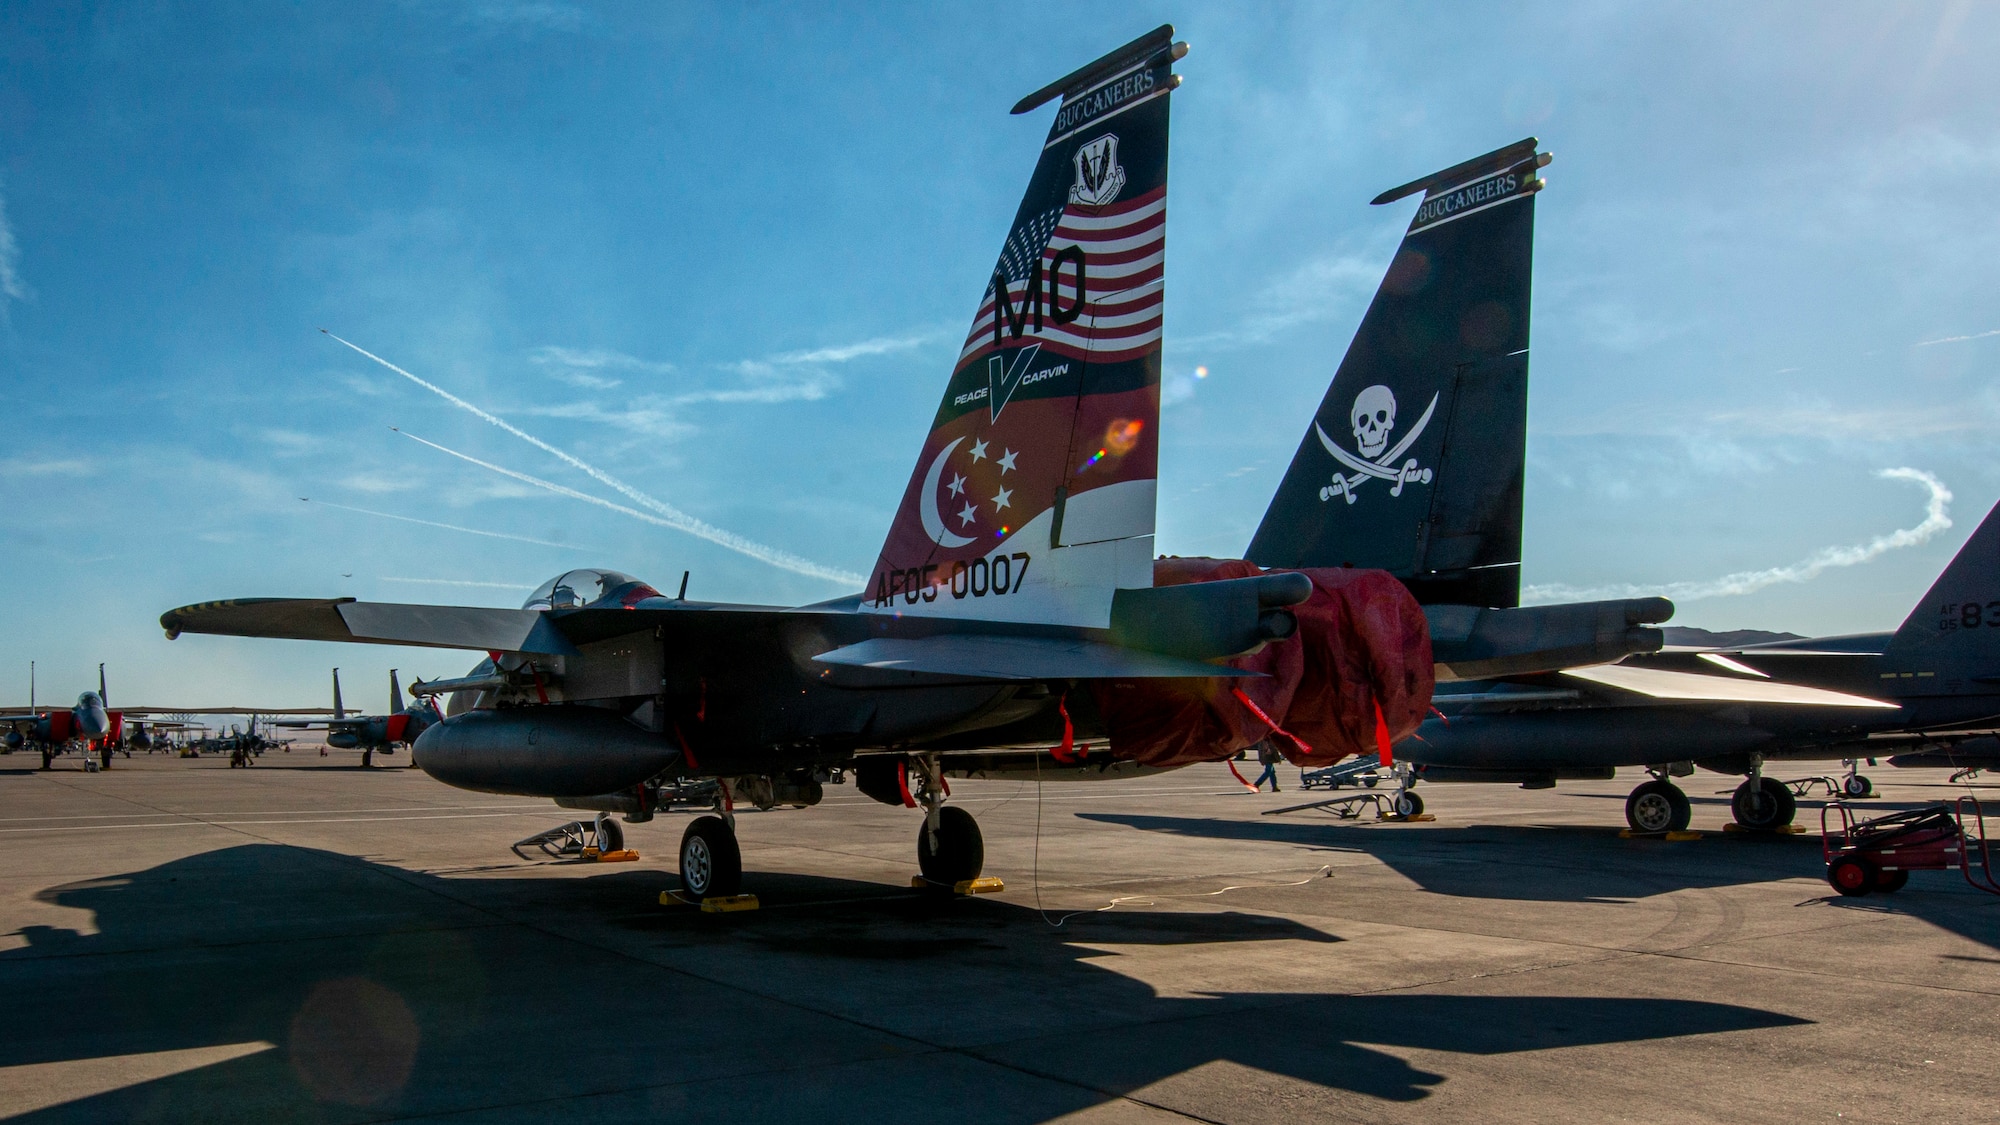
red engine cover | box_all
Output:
[1090,558,1434,769]
[384,713,412,743]
[45,711,75,741]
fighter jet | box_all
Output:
[273,668,441,767]
[0,664,326,770]
[1240,138,2000,834]
[159,30,1662,898]
[0,665,121,770]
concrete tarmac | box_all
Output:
[2,749,1997,1123]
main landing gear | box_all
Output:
[911,755,985,888]
[678,785,744,900]
[1731,758,1797,832]
[1625,774,1693,834]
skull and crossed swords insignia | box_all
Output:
[1313,384,1437,504]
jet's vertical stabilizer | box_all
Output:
[1887,499,2000,679]
[332,668,345,720]
[864,27,1182,629]
[1248,140,1547,608]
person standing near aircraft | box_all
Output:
[1252,741,1283,792]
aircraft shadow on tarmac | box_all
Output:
[1077,811,2000,952]
[0,843,1809,1123]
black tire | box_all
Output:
[41,748,52,771]
[1732,777,1797,830]
[679,816,741,899]
[1394,791,1425,817]
[917,806,984,885]
[361,748,373,768]
[1625,780,1692,833]
[1844,774,1874,798]
[596,816,625,853]
[1874,868,1909,893]
[1828,855,1876,897]
[100,746,112,770]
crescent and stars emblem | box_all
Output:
[919,435,1022,548]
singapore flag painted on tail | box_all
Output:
[865,46,1177,630]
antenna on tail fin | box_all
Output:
[865,28,1185,629]
[1248,139,1549,608]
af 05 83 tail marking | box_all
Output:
[1247,139,1548,609]
[1889,496,2000,679]
[866,38,1180,629]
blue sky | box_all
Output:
[0,2,1995,707]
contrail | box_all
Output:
[300,498,582,550]
[1523,468,1953,605]
[380,577,539,591]
[325,331,861,586]
[394,429,867,587]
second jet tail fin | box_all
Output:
[1887,497,2000,680]
[1248,140,1547,608]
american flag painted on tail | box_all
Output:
[958,187,1167,371]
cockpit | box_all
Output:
[521,569,664,612]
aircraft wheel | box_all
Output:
[100,746,112,770]
[1844,774,1874,798]
[1731,777,1796,831]
[1874,868,1909,893]
[1393,791,1425,817]
[361,748,373,768]
[1626,780,1692,833]
[595,815,624,853]
[917,806,984,886]
[1828,856,1876,897]
[679,816,741,899]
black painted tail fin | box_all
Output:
[1247,139,1547,608]
[1888,498,2000,674]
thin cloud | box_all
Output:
[1914,328,2000,348]
[380,577,539,591]
[0,181,29,317]
[528,344,678,388]
[1176,253,1379,350]
[1524,468,1952,604]
[768,331,940,366]
[1,456,93,477]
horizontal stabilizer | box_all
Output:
[162,598,579,656]
[1427,598,1671,681]
[812,635,1257,682]
[1562,664,1898,708]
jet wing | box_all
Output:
[812,636,1259,681]
[117,706,336,715]
[162,599,580,656]
[1560,664,1898,708]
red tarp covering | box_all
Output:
[1090,559,1434,769]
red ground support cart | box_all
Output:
[1821,796,2000,897]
